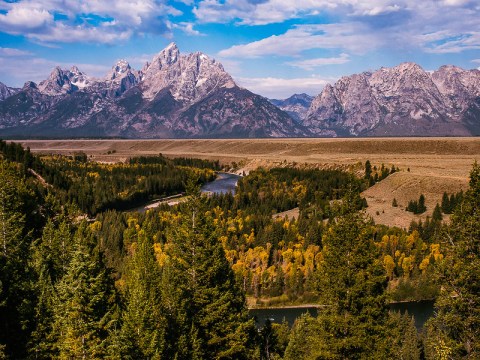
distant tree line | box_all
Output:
[129,154,221,170]
[441,190,463,214]
[406,194,427,214]
[364,160,398,186]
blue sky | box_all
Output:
[0,0,479,98]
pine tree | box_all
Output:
[406,200,418,213]
[29,219,74,359]
[441,192,451,214]
[120,227,168,359]
[432,203,443,222]
[0,161,35,358]
[425,163,480,358]
[52,224,117,358]
[449,193,456,212]
[406,194,426,214]
[388,311,421,360]
[418,194,427,214]
[364,160,372,180]
[284,313,322,360]
[29,263,57,359]
[163,181,256,359]
[306,191,391,359]
[259,319,277,360]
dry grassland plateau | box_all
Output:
[18,137,480,229]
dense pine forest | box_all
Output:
[0,140,479,359]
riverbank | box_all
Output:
[127,193,187,213]
[247,295,436,310]
[248,304,323,310]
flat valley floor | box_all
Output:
[19,137,480,229]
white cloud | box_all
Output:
[287,53,350,70]
[352,4,401,16]
[236,75,333,98]
[29,23,134,44]
[194,0,409,25]
[194,0,337,25]
[419,32,480,53]
[442,0,471,6]
[213,0,480,60]
[0,5,53,32]
[0,47,33,57]
[215,58,242,75]
[172,22,204,36]
[218,23,381,58]
[194,0,479,26]
[0,0,176,44]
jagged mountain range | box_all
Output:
[0,44,479,138]
[304,62,480,136]
[0,43,302,138]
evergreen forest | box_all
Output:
[0,140,479,359]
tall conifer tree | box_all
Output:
[163,180,256,359]
[425,163,480,358]
[30,219,74,359]
[52,224,117,358]
[286,191,391,359]
[120,227,168,359]
[0,161,35,358]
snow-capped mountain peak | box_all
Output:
[0,43,302,138]
[108,59,132,80]
[149,42,180,70]
[0,81,19,101]
[70,65,81,74]
[140,42,234,101]
[38,67,77,95]
[68,66,91,89]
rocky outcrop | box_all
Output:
[0,81,19,101]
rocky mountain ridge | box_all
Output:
[270,93,313,123]
[0,43,303,138]
[1,52,480,138]
[0,82,19,101]
[304,62,480,136]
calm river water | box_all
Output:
[250,300,435,329]
[131,172,240,212]
[200,172,241,194]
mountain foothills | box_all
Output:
[0,44,480,137]
[0,43,301,138]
